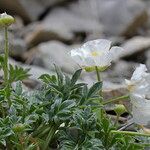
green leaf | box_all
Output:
[9,64,30,83]
[39,74,56,84]
[59,100,76,110]
[54,64,64,86]
[87,82,102,98]
[71,69,82,86]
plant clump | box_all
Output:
[0,13,149,150]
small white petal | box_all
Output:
[126,64,150,126]
[70,39,123,69]
[83,39,112,53]
[131,64,148,81]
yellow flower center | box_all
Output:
[127,84,135,92]
[91,51,100,56]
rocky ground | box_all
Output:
[0,0,150,98]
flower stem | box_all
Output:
[114,114,119,126]
[3,26,11,107]
[4,26,8,85]
[103,95,129,105]
[111,130,150,137]
[95,66,101,82]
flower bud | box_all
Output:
[12,123,26,133]
[0,13,15,27]
[114,104,127,116]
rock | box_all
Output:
[146,50,150,70]
[120,36,150,58]
[0,33,27,57]
[25,22,74,48]
[43,7,102,35]
[0,0,73,23]
[105,60,137,82]
[25,7,102,47]
[24,41,78,74]
[103,81,127,99]
[98,0,147,37]
[10,38,27,56]
[68,0,147,37]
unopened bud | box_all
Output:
[114,104,127,116]
[0,13,15,27]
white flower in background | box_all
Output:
[125,64,150,95]
[70,39,123,71]
[126,64,150,126]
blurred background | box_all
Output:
[0,0,150,96]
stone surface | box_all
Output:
[25,22,74,48]
[0,34,27,57]
[24,41,79,74]
[98,0,147,36]
[25,7,102,47]
[119,36,150,58]
[69,0,147,37]
[0,0,72,22]
[146,50,150,70]
[103,81,127,99]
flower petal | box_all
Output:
[131,64,148,81]
[83,39,112,54]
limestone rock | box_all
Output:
[0,0,72,22]
[68,0,147,37]
[120,36,150,58]
[25,7,102,47]
[146,50,150,70]
[25,22,74,48]
[0,34,27,57]
[98,0,148,36]
[24,41,78,74]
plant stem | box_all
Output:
[4,26,8,86]
[43,123,57,150]
[95,66,101,82]
[114,114,119,126]
[103,95,129,105]
[3,26,11,107]
[111,130,150,137]
[95,66,103,97]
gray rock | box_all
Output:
[146,50,150,70]
[25,22,74,48]
[0,0,73,22]
[25,41,79,74]
[98,0,147,36]
[43,7,102,35]
[25,7,102,47]
[120,36,150,58]
[103,81,127,99]
[69,0,148,36]
[0,33,27,57]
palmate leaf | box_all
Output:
[9,64,30,83]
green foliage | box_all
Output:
[9,64,30,83]
[0,24,149,149]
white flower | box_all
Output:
[70,39,123,71]
[126,64,150,126]
[125,64,150,95]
